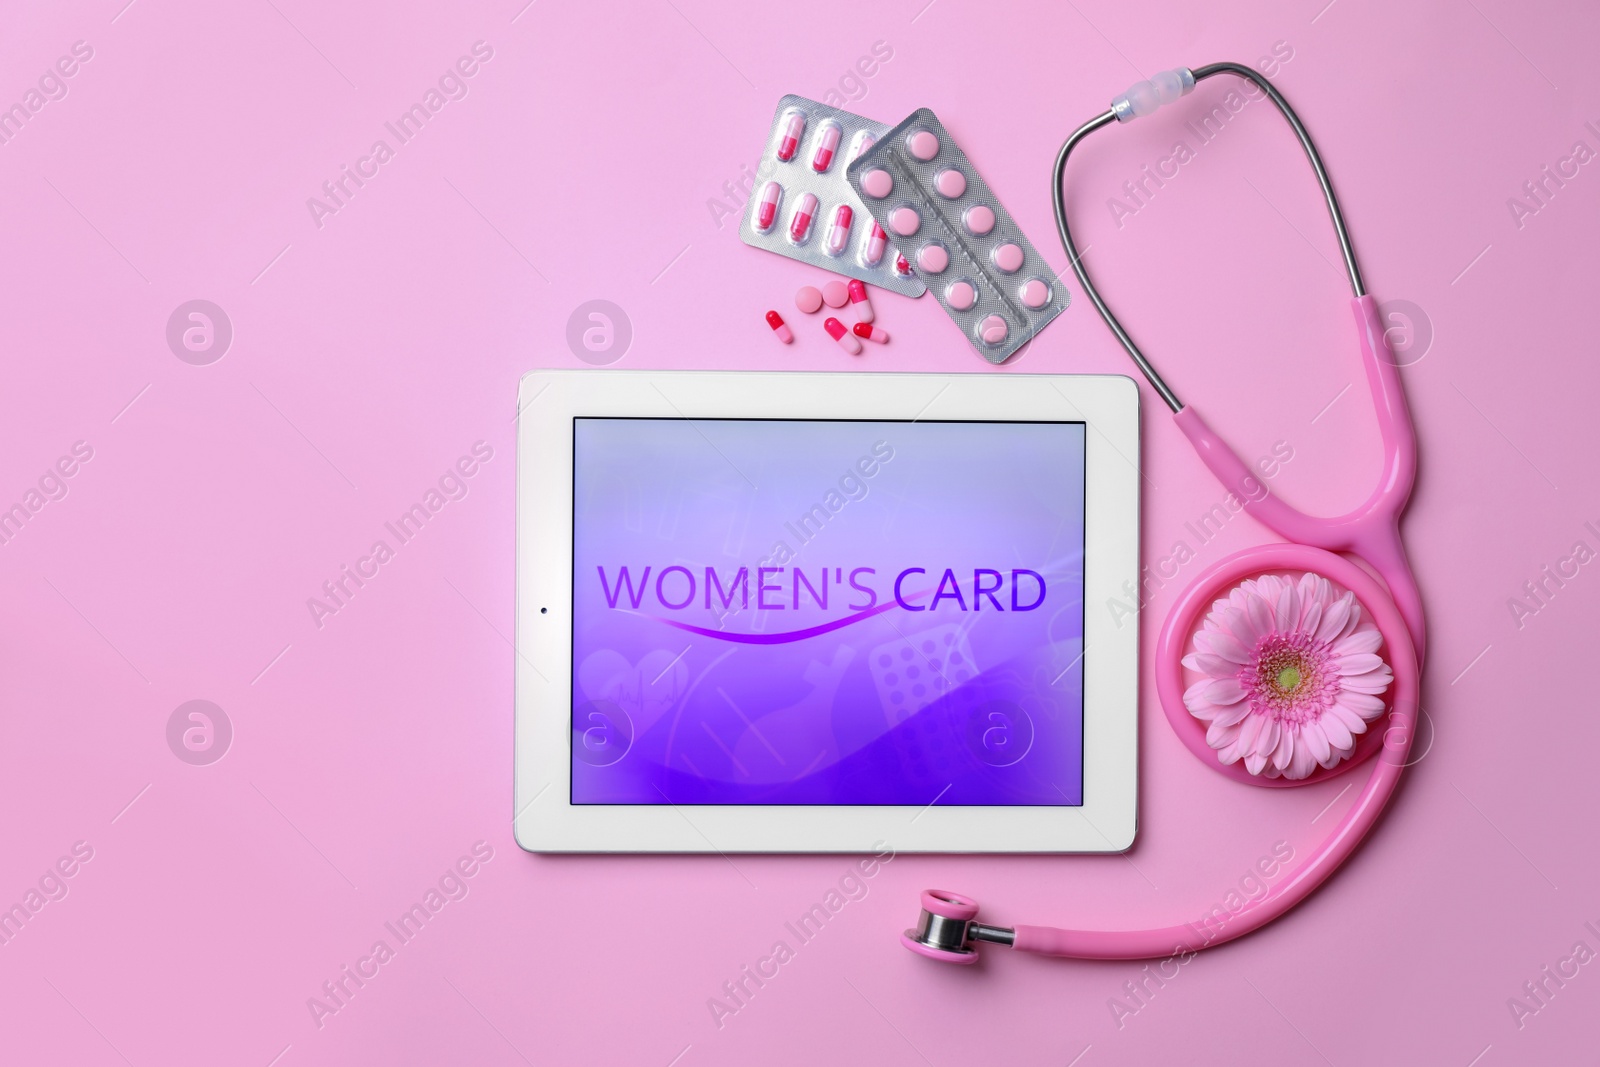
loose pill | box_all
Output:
[847,279,874,323]
[1019,279,1051,308]
[852,322,890,344]
[964,205,996,236]
[825,205,853,256]
[979,315,1009,345]
[796,286,824,314]
[766,310,793,344]
[934,168,966,198]
[755,182,781,231]
[822,280,849,308]
[917,243,950,274]
[776,111,805,162]
[861,168,893,198]
[889,206,920,237]
[789,193,818,242]
[907,130,939,160]
[946,280,977,311]
[825,316,863,355]
[812,123,842,172]
[863,222,889,267]
[992,243,1024,273]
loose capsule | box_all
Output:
[847,279,873,323]
[825,316,863,355]
[766,310,793,344]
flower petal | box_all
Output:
[1203,678,1247,704]
[1320,713,1353,751]
[1337,653,1387,676]
[1194,629,1252,664]
[1270,726,1295,770]
[1332,628,1383,657]
[1326,702,1369,735]
[1315,593,1353,644]
[1209,699,1254,728]
[1337,692,1387,719]
[1303,722,1332,763]
[1299,600,1322,640]
[1286,743,1318,779]
[1246,594,1275,645]
[1221,606,1258,646]
[1275,582,1299,632]
[1236,709,1267,751]
[1184,653,1239,677]
[1341,668,1394,694]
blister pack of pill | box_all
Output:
[739,95,928,299]
[847,108,1068,363]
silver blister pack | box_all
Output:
[847,107,1068,363]
[739,95,927,299]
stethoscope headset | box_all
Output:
[904,64,1425,964]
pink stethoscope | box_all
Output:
[904,64,1426,963]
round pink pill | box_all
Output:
[795,286,823,314]
[992,243,1024,273]
[1019,279,1051,308]
[907,130,939,161]
[946,280,977,311]
[888,206,920,237]
[917,243,949,274]
[979,315,1009,345]
[964,204,996,236]
[822,280,849,308]
[934,168,966,198]
[861,168,893,199]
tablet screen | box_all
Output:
[569,417,1086,806]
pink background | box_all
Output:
[3,0,1597,1063]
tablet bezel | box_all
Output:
[514,369,1139,853]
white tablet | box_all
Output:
[513,370,1139,853]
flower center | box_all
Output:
[1242,633,1333,725]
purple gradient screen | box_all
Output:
[569,418,1086,806]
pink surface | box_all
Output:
[3,1,1598,1065]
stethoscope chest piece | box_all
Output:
[902,890,1016,964]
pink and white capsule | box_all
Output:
[755,182,781,231]
[863,222,889,267]
[789,193,818,242]
[811,124,842,172]
[766,310,793,344]
[776,112,805,162]
[852,321,889,344]
[824,316,862,355]
[825,205,853,256]
[847,279,874,323]
[850,132,877,165]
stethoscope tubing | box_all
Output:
[948,63,1429,963]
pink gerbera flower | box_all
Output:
[1182,572,1393,780]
